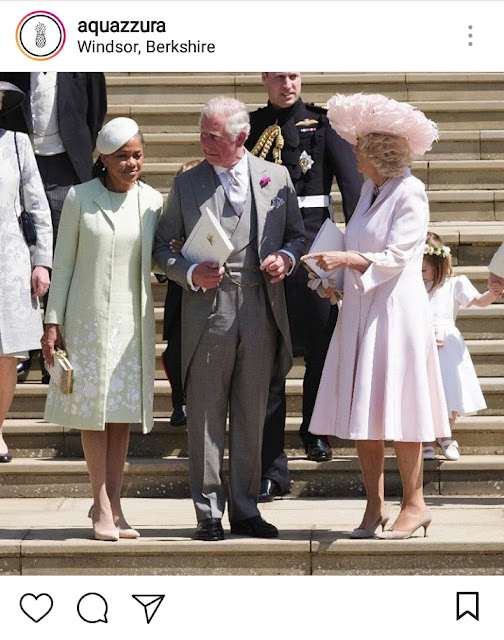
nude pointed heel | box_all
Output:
[376,510,432,540]
[88,505,119,542]
[118,526,140,539]
[350,511,391,539]
[89,504,140,539]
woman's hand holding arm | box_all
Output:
[41,324,65,368]
[169,237,185,254]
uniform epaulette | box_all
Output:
[250,105,270,117]
[305,102,328,114]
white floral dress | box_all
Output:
[0,130,52,356]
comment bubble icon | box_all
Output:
[77,593,108,624]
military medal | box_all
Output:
[299,150,314,174]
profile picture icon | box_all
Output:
[16,11,66,60]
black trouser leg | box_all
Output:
[163,319,185,410]
[260,384,290,493]
[299,303,339,442]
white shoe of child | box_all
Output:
[422,444,436,460]
[437,438,460,461]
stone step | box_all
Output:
[3,415,504,459]
[0,455,502,499]
[457,304,504,338]
[148,185,504,226]
[151,305,504,341]
[427,222,504,267]
[2,495,502,575]
[107,100,504,135]
[427,130,504,161]
[423,190,504,224]
[105,72,504,104]
[153,340,504,377]
[463,339,504,376]
[17,335,504,384]
[138,130,504,164]
[139,157,504,192]
[9,377,503,420]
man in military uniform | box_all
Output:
[246,72,362,501]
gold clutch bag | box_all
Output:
[48,349,74,395]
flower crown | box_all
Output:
[424,244,451,258]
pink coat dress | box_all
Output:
[309,170,451,442]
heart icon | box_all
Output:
[20,593,54,623]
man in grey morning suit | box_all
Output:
[154,96,306,541]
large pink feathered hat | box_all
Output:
[326,93,439,155]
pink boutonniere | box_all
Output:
[260,176,271,188]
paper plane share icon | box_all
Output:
[132,595,165,624]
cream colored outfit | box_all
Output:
[44,178,162,432]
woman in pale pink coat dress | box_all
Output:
[303,94,451,540]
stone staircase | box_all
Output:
[2,73,503,575]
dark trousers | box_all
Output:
[36,153,79,241]
[162,317,185,410]
[261,266,339,492]
[161,281,185,410]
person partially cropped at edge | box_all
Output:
[0,81,52,463]
[304,93,451,539]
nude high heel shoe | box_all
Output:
[87,506,140,539]
[350,511,391,539]
[118,525,140,539]
[376,510,432,540]
[88,505,119,542]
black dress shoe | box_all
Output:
[258,478,283,503]
[230,516,278,538]
[305,435,333,462]
[16,360,31,383]
[194,518,224,541]
[170,405,187,427]
[0,452,12,463]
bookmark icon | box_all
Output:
[456,592,479,621]
[132,595,165,624]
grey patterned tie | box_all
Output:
[226,168,246,216]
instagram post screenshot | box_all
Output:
[0,0,502,636]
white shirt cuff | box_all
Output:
[279,250,296,275]
[187,264,200,291]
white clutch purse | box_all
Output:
[47,349,74,395]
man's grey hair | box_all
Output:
[200,95,251,141]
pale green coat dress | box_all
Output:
[44,177,163,432]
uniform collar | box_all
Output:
[266,98,304,126]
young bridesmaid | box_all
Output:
[422,232,503,460]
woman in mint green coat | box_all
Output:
[42,118,162,541]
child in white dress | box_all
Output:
[422,232,503,460]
